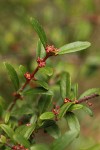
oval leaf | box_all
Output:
[65,112,80,132]
[69,104,83,111]
[60,72,71,100]
[30,18,47,48]
[39,67,53,76]
[82,105,93,117]
[31,144,49,150]
[4,62,19,90]
[40,112,55,120]
[36,80,49,90]
[58,41,91,55]
[51,130,78,150]
[58,102,73,119]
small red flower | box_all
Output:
[24,72,31,80]
[37,57,46,68]
[64,98,72,103]
[45,45,58,55]
[52,103,60,121]
[12,144,28,150]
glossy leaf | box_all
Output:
[40,112,55,120]
[51,130,78,150]
[4,62,19,90]
[30,18,47,48]
[23,87,53,96]
[38,95,52,114]
[36,80,49,90]
[65,112,80,132]
[0,135,6,144]
[13,133,30,148]
[82,105,93,117]
[58,102,73,119]
[15,124,35,139]
[69,104,83,111]
[79,88,100,99]
[58,41,91,55]
[45,123,61,139]
[0,124,14,140]
[60,72,71,100]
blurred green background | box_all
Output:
[0,0,100,149]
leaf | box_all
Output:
[45,123,61,139]
[60,72,71,100]
[0,124,14,140]
[58,41,91,55]
[0,135,6,144]
[4,111,10,123]
[58,102,73,119]
[4,62,19,90]
[79,88,100,99]
[36,40,46,58]
[82,105,93,117]
[38,67,53,76]
[13,133,30,148]
[72,83,78,99]
[19,65,27,82]
[15,124,35,139]
[11,106,33,116]
[51,130,78,150]
[40,112,55,120]
[65,112,80,132]
[23,87,53,96]
[31,144,50,150]
[38,95,52,114]
[30,17,47,48]
[36,80,49,90]
[69,104,83,111]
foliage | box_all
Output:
[0,18,100,150]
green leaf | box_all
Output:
[30,17,47,48]
[0,124,14,140]
[39,67,53,76]
[4,111,10,123]
[36,40,46,58]
[0,135,6,144]
[72,83,78,99]
[69,104,83,111]
[82,105,93,117]
[45,123,61,139]
[58,102,73,119]
[31,144,50,150]
[38,95,52,114]
[36,80,49,90]
[11,106,33,116]
[51,130,78,150]
[60,72,71,100]
[19,65,27,82]
[13,133,30,148]
[4,62,19,90]
[65,112,80,132]
[79,88,100,99]
[58,41,91,55]
[15,124,35,139]
[40,112,55,120]
[23,87,53,96]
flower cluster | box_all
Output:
[12,144,28,150]
[64,98,72,103]
[52,103,60,121]
[45,45,58,55]
[37,57,46,68]
[24,72,31,80]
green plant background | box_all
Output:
[0,0,100,149]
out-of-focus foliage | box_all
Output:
[0,0,100,149]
